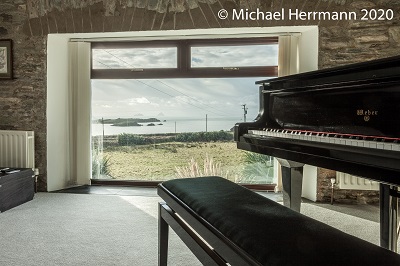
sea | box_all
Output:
[91,117,245,136]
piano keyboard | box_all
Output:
[248,129,400,152]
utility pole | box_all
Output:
[241,104,248,122]
[206,114,208,132]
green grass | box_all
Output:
[102,141,246,182]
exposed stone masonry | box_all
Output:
[0,0,399,201]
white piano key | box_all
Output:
[383,143,392,150]
[392,143,400,151]
[351,140,359,147]
[285,133,293,139]
[248,129,400,153]
[321,136,330,143]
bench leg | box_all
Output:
[159,202,169,266]
[159,202,226,266]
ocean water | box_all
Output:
[91,117,243,136]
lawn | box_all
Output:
[102,141,247,182]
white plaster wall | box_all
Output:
[302,165,318,202]
[47,34,72,191]
[298,27,319,72]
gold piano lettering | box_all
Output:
[357,109,378,122]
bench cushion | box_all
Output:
[161,176,400,265]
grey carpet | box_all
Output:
[0,192,394,265]
[0,193,201,266]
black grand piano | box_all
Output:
[234,55,400,252]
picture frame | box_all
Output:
[0,39,13,79]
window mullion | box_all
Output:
[177,40,190,76]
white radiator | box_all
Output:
[336,172,379,191]
[0,130,35,168]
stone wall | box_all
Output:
[0,0,399,199]
[317,169,380,204]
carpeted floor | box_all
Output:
[0,193,201,266]
[0,190,395,265]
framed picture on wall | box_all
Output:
[0,39,13,79]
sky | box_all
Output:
[91,43,278,120]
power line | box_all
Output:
[133,79,230,117]
[156,80,231,117]
[96,50,235,117]
[101,49,133,69]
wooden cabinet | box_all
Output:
[0,168,35,212]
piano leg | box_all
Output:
[277,159,304,212]
[379,184,399,252]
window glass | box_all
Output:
[92,47,177,69]
[191,44,278,68]
[90,38,279,185]
[91,78,275,184]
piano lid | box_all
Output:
[256,55,400,93]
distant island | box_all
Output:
[100,118,161,127]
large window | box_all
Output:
[91,37,278,185]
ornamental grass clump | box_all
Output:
[175,154,229,179]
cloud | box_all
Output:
[92,48,177,69]
[191,44,278,67]
[126,97,151,104]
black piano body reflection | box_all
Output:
[234,55,400,252]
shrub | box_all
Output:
[92,152,112,178]
[238,152,274,184]
[117,131,234,146]
[175,131,233,142]
[118,134,149,145]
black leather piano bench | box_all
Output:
[157,176,400,266]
